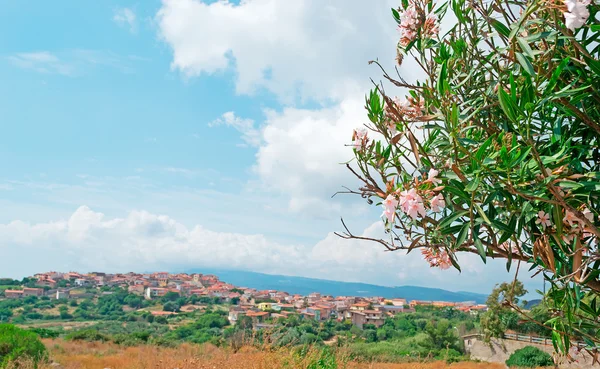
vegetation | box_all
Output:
[0,324,47,368]
[3,338,506,369]
[505,346,554,368]
[343,0,600,355]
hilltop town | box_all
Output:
[1,270,488,329]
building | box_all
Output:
[228,307,247,325]
[4,290,24,299]
[246,311,269,324]
[350,309,385,329]
[23,288,44,297]
[350,302,370,311]
[56,290,70,299]
[145,287,168,300]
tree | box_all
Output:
[481,281,527,341]
[421,319,458,351]
[161,291,180,303]
[124,295,143,309]
[341,0,600,356]
[237,315,253,330]
[163,301,180,312]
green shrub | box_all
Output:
[505,346,554,368]
[0,324,48,367]
[65,329,109,342]
[307,349,338,369]
[27,328,59,339]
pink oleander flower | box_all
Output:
[563,233,576,244]
[352,128,368,150]
[564,0,591,31]
[501,241,520,255]
[387,121,398,136]
[569,344,581,359]
[564,211,579,228]
[427,169,442,185]
[406,199,427,219]
[398,2,440,47]
[430,193,445,213]
[382,194,399,223]
[535,211,552,229]
[582,207,594,223]
[398,188,426,219]
[423,12,439,38]
[422,248,452,269]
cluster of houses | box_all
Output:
[1,271,488,329]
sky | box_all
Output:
[0,0,542,296]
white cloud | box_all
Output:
[7,50,138,76]
[255,97,366,213]
[113,8,137,34]
[209,111,261,147]
[156,0,401,213]
[8,52,75,76]
[0,207,540,294]
[156,0,398,103]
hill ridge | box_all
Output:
[183,268,488,304]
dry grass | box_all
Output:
[5,339,507,369]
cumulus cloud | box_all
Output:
[156,0,398,103]
[113,8,137,34]
[255,98,367,213]
[156,0,403,213]
[0,207,540,294]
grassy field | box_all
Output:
[5,339,510,369]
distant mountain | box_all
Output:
[184,268,488,304]
[524,299,542,309]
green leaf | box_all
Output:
[455,223,469,249]
[498,88,518,124]
[544,58,569,95]
[474,238,487,263]
[439,211,469,229]
[391,8,400,23]
[498,216,517,244]
[465,177,480,192]
[584,56,600,76]
[516,52,535,76]
[473,203,491,225]
[490,19,510,38]
[382,145,392,160]
[449,253,462,272]
[437,61,448,95]
[517,37,535,58]
[475,136,494,161]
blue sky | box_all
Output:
[0,0,542,296]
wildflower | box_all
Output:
[535,211,552,229]
[352,128,368,150]
[430,194,445,213]
[564,0,591,31]
[427,169,442,185]
[381,194,399,223]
